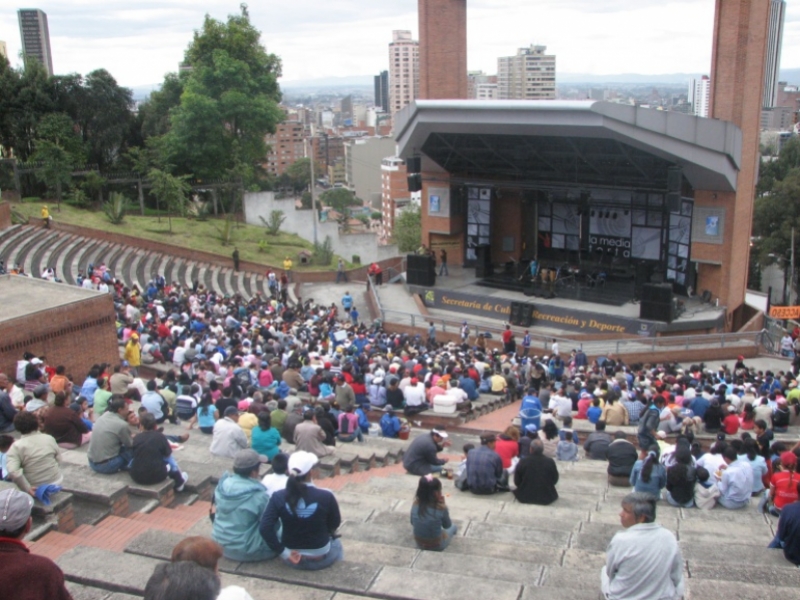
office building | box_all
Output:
[388,30,419,116]
[418,0,467,100]
[380,157,411,243]
[497,45,555,100]
[18,9,53,75]
[0,41,7,59]
[467,71,498,99]
[263,121,305,178]
[763,0,786,108]
[374,70,389,113]
[345,137,396,207]
[689,75,711,118]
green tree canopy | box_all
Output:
[392,204,421,253]
[320,187,359,214]
[158,10,283,182]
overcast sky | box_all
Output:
[1,1,798,88]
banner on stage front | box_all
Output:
[769,306,800,319]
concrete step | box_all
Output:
[7,226,50,272]
[0,223,25,257]
[24,229,60,275]
[66,581,140,600]
[56,235,86,284]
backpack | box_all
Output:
[275,381,290,399]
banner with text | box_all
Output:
[421,289,657,336]
[769,306,800,320]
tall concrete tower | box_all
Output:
[18,9,53,75]
[763,0,786,108]
[418,0,467,100]
[389,30,420,116]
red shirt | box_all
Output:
[502,329,513,344]
[577,398,591,419]
[722,413,740,435]
[771,471,800,510]
[494,437,519,469]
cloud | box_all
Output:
[0,0,797,88]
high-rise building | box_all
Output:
[418,0,467,100]
[0,41,7,60]
[467,71,498,99]
[18,9,53,75]
[388,30,419,116]
[340,96,353,125]
[497,45,555,100]
[263,120,305,178]
[689,75,711,118]
[380,157,411,243]
[374,70,389,113]
[763,0,786,108]
[345,137,397,207]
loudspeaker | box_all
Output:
[510,301,525,326]
[667,192,681,213]
[641,283,673,304]
[406,157,421,173]
[640,300,674,323]
[407,173,422,193]
[475,244,492,278]
[667,167,682,193]
[521,304,535,328]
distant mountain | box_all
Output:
[780,68,800,85]
[281,75,374,90]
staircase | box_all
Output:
[0,225,272,299]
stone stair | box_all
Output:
[26,441,800,600]
[0,225,275,301]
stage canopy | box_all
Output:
[394,100,742,193]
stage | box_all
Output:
[408,266,726,338]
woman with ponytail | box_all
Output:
[410,475,457,551]
[629,445,667,498]
[259,451,343,570]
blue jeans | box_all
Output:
[89,448,133,474]
[336,271,347,283]
[769,534,785,549]
[338,430,364,443]
[283,538,343,571]
[718,495,750,510]
[439,263,448,276]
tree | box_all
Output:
[159,10,283,182]
[285,158,311,194]
[5,59,54,161]
[149,168,191,233]
[31,141,73,210]
[392,204,421,253]
[320,187,359,214]
[81,171,106,208]
[103,191,127,225]
[138,72,185,139]
[36,112,85,159]
[124,146,153,215]
[260,209,286,235]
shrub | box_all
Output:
[102,192,127,224]
[313,236,334,266]
[260,210,286,236]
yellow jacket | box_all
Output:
[124,340,141,367]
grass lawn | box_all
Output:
[11,202,342,270]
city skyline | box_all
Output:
[0,1,798,88]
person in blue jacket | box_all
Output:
[212,449,277,562]
[380,407,402,438]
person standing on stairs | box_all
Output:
[232,247,240,272]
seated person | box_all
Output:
[556,431,579,462]
[87,397,134,474]
[606,431,638,486]
[717,445,754,510]
[768,481,800,566]
[410,475,457,551]
[130,413,188,492]
[583,421,613,460]
[170,537,255,600]
[143,561,220,600]
[337,405,364,443]
[465,434,509,494]
[210,407,249,459]
[259,451,343,570]
[403,428,449,475]
[694,466,720,510]
[6,411,63,496]
[261,452,290,496]
[514,439,559,505]
[212,449,277,562]
[42,392,91,449]
[380,407,402,438]
[0,488,73,600]
[251,411,282,461]
[630,446,667,498]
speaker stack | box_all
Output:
[406,254,436,287]
[509,301,535,327]
[639,283,675,322]
[406,157,422,192]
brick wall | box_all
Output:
[697,0,770,320]
[0,293,119,385]
[418,0,468,100]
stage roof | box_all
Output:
[394,100,742,192]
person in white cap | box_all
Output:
[259,451,342,570]
[0,488,72,599]
[402,428,450,476]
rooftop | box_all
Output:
[0,274,103,323]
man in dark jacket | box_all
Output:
[42,392,90,448]
[403,428,449,475]
[638,398,661,449]
[606,431,638,486]
[0,373,17,433]
[584,421,613,460]
[514,439,559,505]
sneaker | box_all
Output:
[176,472,189,492]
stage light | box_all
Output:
[612,212,618,219]
[604,211,610,219]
